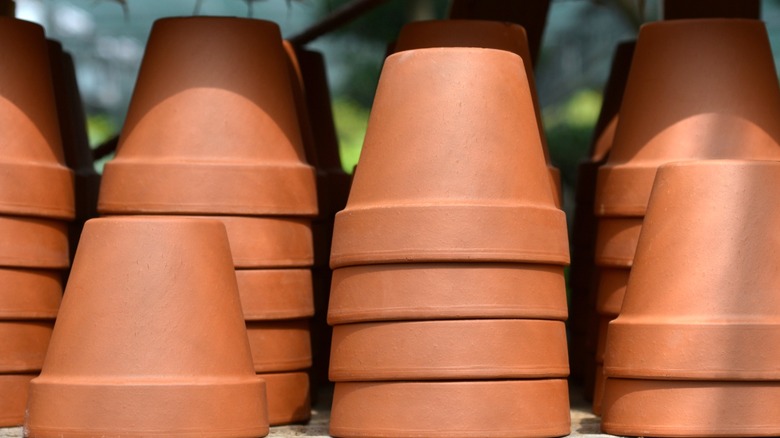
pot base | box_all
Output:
[0,374,35,427]
[602,378,780,437]
[261,371,311,426]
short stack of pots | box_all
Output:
[591,18,780,414]
[97,17,317,425]
[24,217,270,437]
[602,160,780,436]
[0,18,74,426]
[327,46,571,437]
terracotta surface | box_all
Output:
[605,160,780,380]
[25,217,268,437]
[194,216,313,268]
[595,19,780,217]
[246,319,312,373]
[236,269,313,320]
[328,263,567,324]
[260,371,311,426]
[329,319,568,381]
[602,378,780,437]
[595,267,629,316]
[0,269,61,319]
[592,364,605,416]
[594,218,641,267]
[330,48,567,268]
[283,40,318,169]
[0,374,35,427]
[0,216,69,269]
[393,19,562,207]
[0,18,74,220]
[0,321,52,372]
[330,379,571,437]
[98,17,316,216]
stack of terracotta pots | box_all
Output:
[592,18,780,414]
[602,160,780,436]
[0,18,74,427]
[327,43,571,437]
[25,217,270,437]
[97,17,317,426]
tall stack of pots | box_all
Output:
[327,45,571,437]
[24,217,270,437]
[97,17,317,425]
[602,160,780,436]
[591,18,780,414]
[0,18,74,427]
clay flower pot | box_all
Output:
[189,216,313,268]
[0,321,53,372]
[330,380,571,437]
[236,269,314,320]
[98,17,316,216]
[0,269,61,319]
[260,371,311,425]
[595,267,629,317]
[330,47,567,268]
[0,18,74,221]
[25,217,269,437]
[595,19,780,217]
[602,379,780,437]
[0,374,35,427]
[283,40,319,168]
[246,319,312,373]
[328,263,567,324]
[329,319,568,381]
[393,19,562,207]
[594,218,642,268]
[0,216,69,269]
[605,160,780,380]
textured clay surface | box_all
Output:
[246,319,312,373]
[236,269,314,321]
[260,371,311,426]
[0,269,61,319]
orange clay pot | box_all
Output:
[602,379,780,437]
[394,19,561,207]
[595,19,780,217]
[327,263,567,324]
[329,319,568,381]
[331,48,567,268]
[594,218,642,268]
[0,269,61,319]
[605,160,780,380]
[25,217,268,437]
[0,321,52,372]
[595,267,629,316]
[260,371,311,426]
[0,216,69,269]
[98,17,316,217]
[246,319,312,373]
[330,380,571,438]
[0,374,35,427]
[0,18,74,220]
[236,269,313,320]
[192,216,313,268]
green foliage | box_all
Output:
[332,98,370,173]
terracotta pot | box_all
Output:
[594,218,641,267]
[605,160,780,380]
[331,48,567,268]
[589,41,634,162]
[246,319,312,373]
[329,319,568,381]
[25,216,268,437]
[328,263,567,324]
[192,216,313,268]
[592,364,606,416]
[602,378,780,437]
[236,269,313,320]
[595,267,629,316]
[0,216,69,269]
[0,321,52,372]
[0,374,35,427]
[98,17,316,217]
[0,18,74,220]
[0,268,61,319]
[595,19,780,217]
[330,380,571,437]
[394,19,562,207]
[260,371,311,425]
